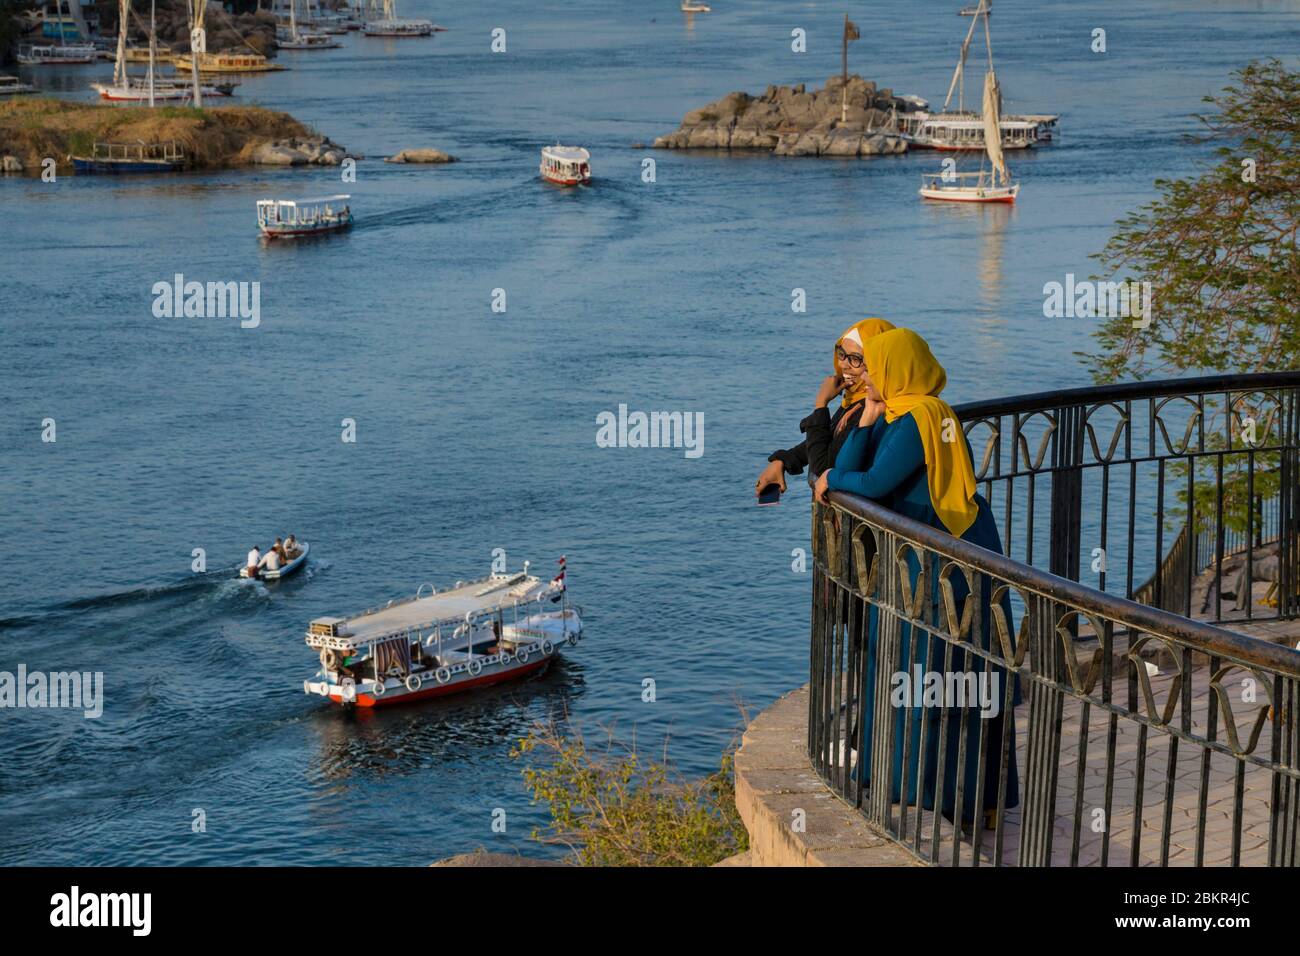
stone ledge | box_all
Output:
[735,685,922,867]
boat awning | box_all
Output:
[258,195,350,208]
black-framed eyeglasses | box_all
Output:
[835,345,864,369]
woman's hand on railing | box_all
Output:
[814,470,830,504]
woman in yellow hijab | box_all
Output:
[757,318,895,497]
[814,327,1019,827]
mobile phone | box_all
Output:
[757,483,782,506]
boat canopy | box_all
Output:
[543,146,590,163]
[306,572,559,650]
[257,194,351,209]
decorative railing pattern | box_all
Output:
[810,371,1300,866]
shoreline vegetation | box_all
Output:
[0,98,351,173]
[653,73,912,157]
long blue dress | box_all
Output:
[826,413,1021,822]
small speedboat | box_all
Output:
[303,559,581,708]
[241,542,310,580]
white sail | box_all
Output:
[983,69,1007,185]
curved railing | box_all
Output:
[809,371,1300,866]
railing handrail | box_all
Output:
[952,369,1300,421]
[823,487,1300,678]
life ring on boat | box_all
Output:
[467,659,483,677]
[516,647,530,664]
[405,673,422,693]
[566,632,579,647]
[542,640,555,656]
[372,678,387,697]
[435,666,451,684]
[321,648,340,670]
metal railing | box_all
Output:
[809,371,1300,866]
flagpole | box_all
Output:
[842,13,848,85]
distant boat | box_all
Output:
[257,195,354,239]
[277,0,342,49]
[0,75,38,96]
[958,2,990,14]
[361,0,436,35]
[540,144,591,186]
[681,1,712,11]
[919,69,1019,203]
[17,43,97,64]
[71,140,187,174]
[174,51,286,73]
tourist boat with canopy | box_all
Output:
[256,195,353,238]
[303,559,582,708]
[539,145,591,186]
[17,42,97,64]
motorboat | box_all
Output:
[71,140,187,173]
[303,560,582,708]
[241,542,310,580]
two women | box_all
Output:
[755,318,895,498]
[781,324,1020,828]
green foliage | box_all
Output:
[512,722,748,867]
[1084,59,1299,383]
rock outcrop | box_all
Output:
[249,135,349,166]
[653,74,915,158]
[384,148,457,164]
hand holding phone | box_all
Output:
[757,483,782,506]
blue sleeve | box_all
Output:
[826,415,925,499]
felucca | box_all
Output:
[919,68,1019,203]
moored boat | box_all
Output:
[71,140,187,174]
[303,561,582,708]
[257,195,353,238]
[920,58,1019,203]
[681,1,712,11]
[17,43,98,65]
[173,51,286,73]
[539,144,591,186]
[0,75,38,96]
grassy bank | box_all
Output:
[0,98,319,173]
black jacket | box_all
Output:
[769,401,863,477]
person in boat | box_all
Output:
[813,327,1020,828]
[258,546,282,575]
[756,318,895,499]
[272,537,287,563]
[246,546,262,578]
[283,534,299,559]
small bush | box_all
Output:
[512,722,748,867]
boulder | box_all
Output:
[385,148,457,164]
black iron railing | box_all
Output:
[809,371,1300,866]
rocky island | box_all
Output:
[653,74,918,157]
[0,99,351,174]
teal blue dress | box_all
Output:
[826,413,1021,822]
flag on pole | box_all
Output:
[844,18,860,42]
[551,556,567,590]
[842,15,860,83]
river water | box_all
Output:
[2,0,1297,864]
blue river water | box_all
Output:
[1,0,1297,864]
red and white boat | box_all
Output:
[540,144,591,186]
[257,195,353,239]
[303,560,582,708]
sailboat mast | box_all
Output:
[942,7,980,113]
[187,0,204,107]
[148,0,156,107]
[113,0,128,86]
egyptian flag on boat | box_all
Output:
[550,556,566,600]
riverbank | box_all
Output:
[0,98,348,174]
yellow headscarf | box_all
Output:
[835,318,896,410]
[863,328,979,538]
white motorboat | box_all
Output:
[256,196,353,239]
[303,559,582,708]
[0,75,38,96]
